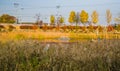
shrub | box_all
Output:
[8,25,16,31]
[107,25,114,32]
[0,25,5,31]
[20,25,38,30]
[114,24,120,31]
[43,24,48,31]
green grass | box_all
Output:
[0,39,120,71]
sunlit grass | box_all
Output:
[0,29,120,43]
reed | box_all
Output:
[0,39,120,71]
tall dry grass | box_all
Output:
[0,39,120,71]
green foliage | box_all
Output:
[0,14,16,23]
[114,24,120,31]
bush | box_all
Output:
[107,25,114,32]
[0,25,5,31]
[8,25,16,31]
[114,24,120,31]
[20,25,38,30]
[42,24,48,31]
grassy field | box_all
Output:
[0,29,120,71]
[0,39,120,71]
[0,29,120,43]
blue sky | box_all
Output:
[0,0,120,25]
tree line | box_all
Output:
[0,9,119,26]
[50,10,113,26]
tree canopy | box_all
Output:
[50,15,55,25]
[80,10,89,24]
[0,14,16,23]
[91,11,99,24]
[106,9,112,25]
[59,16,64,24]
[68,11,76,24]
